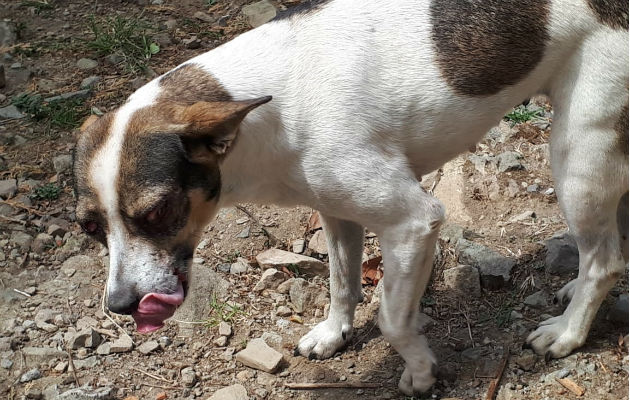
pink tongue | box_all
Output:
[132,281,185,333]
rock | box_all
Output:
[194,11,214,22]
[137,340,160,355]
[524,291,547,308]
[35,309,59,332]
[54,386,114,400]
[208,384,248,400]
[76,58,98,70]
[527,184,539,192]
[235,338,283,373]
[456,239,515,289]
[242,0,277,28]
[236,226,250,238]
[26,387,42,399]
[158,336,172,348]
[218,321,232,337]
[508,210,535,223]
[0,21,16,48]
[516,350,537,371]
[256,248,328,277]
[181,366,196,387]
[164,19,177,30]
[276,305,292,317]
[48,223,67,238]
[214,336,228,347]
[308,230,328,254]
[442,265,481,297]
[76,316,98,330]
[277,278,295,294]
[20,368,42,383]
[22,347,67,366]
[544,187,555,196]
[496,151,524,172]
[43,384,61,399]
[44,89,91,103]
[505,179,520,198]
[110,335,133,353]
[71,356,98,370]
[0,105,25,119]
[292,239,305,253]
[253,268,286,292]
[544,232,579,274]
[183,36,201,49]
[80,76,100,89]
[486,120,516,144]
[289,278,328,313]
[11,231,33,251]
[608,293,629,324]
[468,154,494,174]
[261,332,283,350]
[32,233,55,253]
[218,263,231,273]
[96,342,110,355]
[69,329,101,349]
[53,154,73,174]
[0,179,18,198]
[230,257,249,274]
[1,358,13,369]
[105,53,124,65]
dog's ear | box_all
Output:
[170,96,272,161]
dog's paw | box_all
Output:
[526,315,585,360]
[553,279,577,306]
[398,361,437,396]
[295,318,352,360]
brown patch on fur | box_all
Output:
[158,63,232,105]
[430,0,550,96]
[272,0,331,22]
[74,113,114,196]
[587,0,629,30]
[616,104,628,156]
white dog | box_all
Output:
[73,0,628,395]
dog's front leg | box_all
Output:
[295,215,364,359]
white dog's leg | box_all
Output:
[527,29,628,358]
[378,187,445,396]
[296,215,364,359]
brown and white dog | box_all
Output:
[73,0,628,395]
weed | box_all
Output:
[203,295,245,327]
[225,250,241,263]
[33,183,61,201]
[504,105,543,126]
[286,263,301,276]
[11,93,89,129]
[86,15,160,73]
[204,0,218,5]
[21,0,54,14]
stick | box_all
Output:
[555,377,585,396]
[485,344,510,400]
[66,345,80,386]
[140,382,182,390]
[100,284,135,345]
[284,382,381,390]
[13,288,31,297]
[235,205,281,246]
[131,367,173,383]
[0,200,47,216]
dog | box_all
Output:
[73,0,628,395]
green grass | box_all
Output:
[203,295,245,327]
[11,92,90,129]
[21,0,54,14]
[33,183,61,201]
[504,105,543,126]
[85,15,160,73]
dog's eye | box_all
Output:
[81,220,100,235]
[145,201,168,224]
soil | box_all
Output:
[0,1,627,400]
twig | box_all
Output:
[13,288,31,297]
[555,377,585,396]
[140,382,182,390]
[284,382,382,390]
[0,278,5,288]
[428,168,443,195]
[100,284,135,345]
[0,200,47,216]
[0,215,27,225]
[66,344,80,386]
[485,344,510,400]
[235,205,281,246]
[131,367,173,383]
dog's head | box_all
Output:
[73,69,270,332]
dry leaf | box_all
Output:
[156,392,167,400]
[290,315,303,324]
[361,256,383,286]
[307,211,322,232]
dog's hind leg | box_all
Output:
[377,186,445,395]
[527,28,628,359]
[296,215,364,359]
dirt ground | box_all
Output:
[0,1,628,399]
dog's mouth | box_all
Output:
[132,273,188,334]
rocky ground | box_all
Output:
[0,1,628,400]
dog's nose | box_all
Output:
[107,292,139,315]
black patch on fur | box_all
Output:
[587,0,629,30]
[272,0,331,22]
[430,0,550,96]
[616,104,629,156]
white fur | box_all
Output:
[96,0,628,395]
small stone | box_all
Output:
[10,62,22,69]
[31,233,54,253]
[80,75,100,89]
[20,368,41,383]
[0,105,24,119]
[555,368,570,379]
[496,151,524,172]
[509,210,535,223]
[76,58,98,70]
[71,356,98,370]
[237,370,254,381]
[289,278,328,314]
[183,36,201,49]
[292,239,305,253]
[208,384,248,400]
[22,347,67,366]
[235,338,283,373]
[253,268,286,292]
[138,340,160,355]
[194,11,215,22]
[69,328,102,349]
[608,293,629,324]
[308,230,328,254]
[505,179,520,198]
[527,184,539,193]
[524,291,547,308]
[456,239,515,290]
[54,386,113,399]
[105,53,124,65]
[510,310,523,320]
[11,231,33,251]
[544,232,579,275]
[442,265,481,297]
[260,332,282,350]
[53,154,73,174]
[1,358,13,369]
[236,226,250,238]
[110,335,133,353]
[544,187,555,196]
[516,350,537,371]
[48,223,67,238]
[218,321,232,337]
[218,263,231,273]
[214,336,227,347]
[242,0,277,28]
[54,361,68,372]
[256,248,328,277]
[158,336,172,348]
[181,366,196,387]
[0,179,18,198]
[276,305,292,317]
[25,387,42,399]
[96,342,111,355]
[230,257,249,274]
